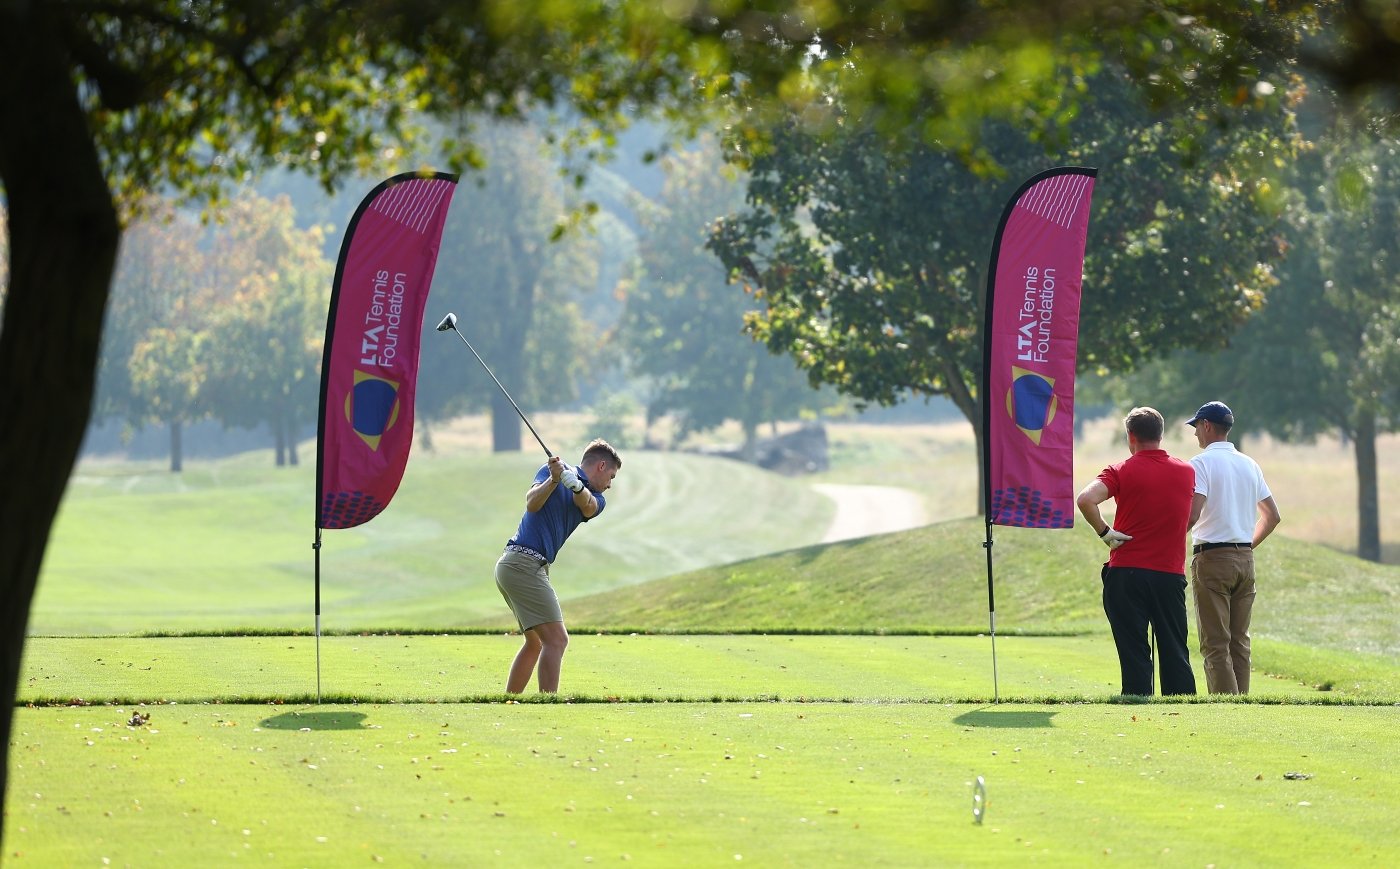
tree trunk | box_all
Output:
[0,9,122,841]
[972,410,986,519]
[170,419,184,473]
[937,355,982,517]
[1354,408,1381,562]
[490,227,540,454]
[740,419,759,463]
[274,417,288,466]
[280,405,299,467]
[492,390,524,453]
[488,302,527,454]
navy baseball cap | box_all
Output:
[1186,401,1234,427]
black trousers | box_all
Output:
[1101,565,1197,696]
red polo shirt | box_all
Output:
[1097,449,1195,574]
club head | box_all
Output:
[435,312,457,332]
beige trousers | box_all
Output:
[1190,547,1256,694]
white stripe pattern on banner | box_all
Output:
[1018,173,1091,230]
[372,178,454,234]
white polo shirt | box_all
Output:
[1190,441,1272,545]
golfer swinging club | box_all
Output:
[495,438,621,693]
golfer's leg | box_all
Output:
[496,551,547,692]
[534,621,570,693]
[1103,568,1153,695]
[1149,572,1197,696]
[1192,554,1239,694]
[506,630,543,694]
[1230,553,1257,694]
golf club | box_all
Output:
[435,312,554,459]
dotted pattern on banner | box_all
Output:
[991,486,1071,529]
[320,491,387,529]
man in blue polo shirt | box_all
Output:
[494,438,621,693]
[1186,401,1281,694]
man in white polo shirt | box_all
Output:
[1185,401,1282,694]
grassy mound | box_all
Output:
[558,518,1400,658]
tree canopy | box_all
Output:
[1118,123,1400,561]
[707,57,1297,511]
[200,194,332,466]
[417,121,601,452]
[616,145,823,454]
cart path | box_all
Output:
[813,483,928,543]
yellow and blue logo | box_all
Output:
[344,370,401,450]
[1004,366,1058,444]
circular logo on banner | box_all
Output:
[345,370,402,450]
[1005,366,1058,445]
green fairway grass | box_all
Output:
[7,702,1398,866]
[31,449,833,634]
[20,635,1381,705]
[13,420,1400,865]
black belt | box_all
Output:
[1193,542,1252,554]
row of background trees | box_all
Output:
[69,119,829,468]
[95,196,330,470]
[57,70,1396,559]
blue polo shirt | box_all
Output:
[507,464,606,563]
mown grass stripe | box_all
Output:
[30,626,1091,639]
[21,635,1391,707]
[19,693,1396,708]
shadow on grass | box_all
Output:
[952,707,1058,728]
[260,710,369,731]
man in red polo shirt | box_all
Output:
[1076,406,1198,696]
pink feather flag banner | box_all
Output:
[982,167,1097,529]
[316,171,458,530]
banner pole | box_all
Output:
[314,527,322,704]
[983,519,999,703]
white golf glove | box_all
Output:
[1099,527,1132,550]
[559,467,585,493]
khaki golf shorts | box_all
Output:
[494,549,562,631]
